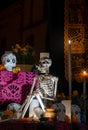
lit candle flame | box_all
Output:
[68,40,71,44]
[83,71,87,76]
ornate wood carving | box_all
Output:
[64,0,88,82]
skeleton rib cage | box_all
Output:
[36,74,57,99]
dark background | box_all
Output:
[46,0,66,93]
[0,0,87,95]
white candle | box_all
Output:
[68,40,72,96]
[82,71,87,95]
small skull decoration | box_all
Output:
[52,102,66,121]
[71,104,81,122]
[7,103,21,112]
[7,103,22,118]
[1,52,16,71]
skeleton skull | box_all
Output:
[71,104,81,122]
[52,103,66,121]
[39,57,52,73]
[1,52,16,71]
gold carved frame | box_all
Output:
[64,0,88,82]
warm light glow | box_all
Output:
[68,40,71,44]
[83,71,87,76]
[80,70,88,82]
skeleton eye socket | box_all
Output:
[45,60,49,64]
[75,111,79,115]
[7,59,10,62]
[12,59,15,63]
[42,61,46,64]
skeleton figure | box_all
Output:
[29,99,43,119]
[19,53,58,119]
[52,103,66,121]
[71,104,81,122]
[1,52,16,71]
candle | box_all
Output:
[68,40,72,96]
[82,71,87,95]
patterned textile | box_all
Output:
[0,71,37,108]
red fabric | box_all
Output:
[0,71,37,107]
[56,122,88,130]
[0,121,37,130]
[75,122,88,130]
[0,121,88,130]
[56,122,71,130]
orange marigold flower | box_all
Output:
[71,115,78,123]
[3,110,13,115]
[65,115,71,123]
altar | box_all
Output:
[0,120,87,130]
[0,71,37,109]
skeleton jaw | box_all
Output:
[4,64,14,71]
[41,68,49,74]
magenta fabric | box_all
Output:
[0,71,37,107]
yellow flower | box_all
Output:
[12,43,36,64]
[13,48,18,53]
[15,44,21,49]
[12,67,21,73]
[73,90,78,96]
[21,47,27,52]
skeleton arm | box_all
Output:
[29,76,37,95]
[54,77,58,99]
